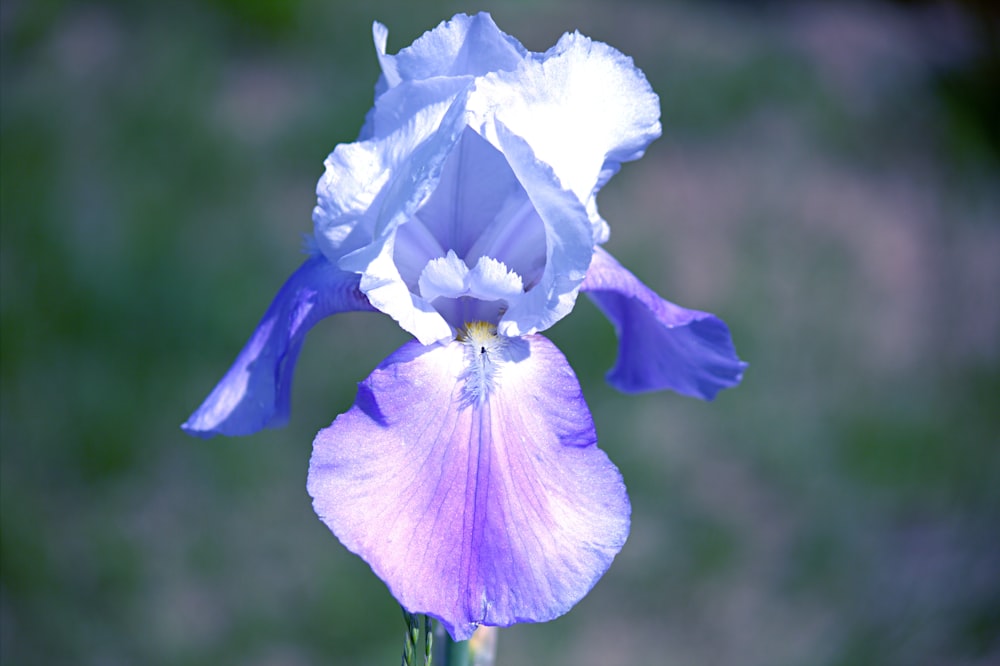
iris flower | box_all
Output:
[183,13,745,641]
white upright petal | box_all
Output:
[470,32,661,242]
[376,13,527,88]
[333,96,474,345]
[468,256,523,302]
[314,13,663,342]
[372,21,399,88]
[489,122,593,338]
[418,250,470,303]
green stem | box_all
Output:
[424,615,433,665]
[401,610,435,666]
[433,623,498,666]
[402,609,499,666]
[400,609,420,666]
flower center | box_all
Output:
[391,127,546,334]
[416,251,523,330]
[458,321,505,404]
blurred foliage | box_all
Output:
[2,0,999,665]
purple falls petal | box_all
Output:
[182,254,375,438]
[307,335,629,640]
[581,246,747,399]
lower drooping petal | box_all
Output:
[307,335,629,640]
[581,246,747,399]
[182,254,375,437]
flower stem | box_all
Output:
[433,623,498,666]
[424,615,434,664]
[403,609,499,666]
[401,609,433,666]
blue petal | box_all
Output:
[360,13,527,141]
[308,335,629,640]
[373,13,527,90]
[334,116,595,345]
[361,76,473,143]
[312,83,472,269]
[182,254,375,438]
[335,95,473,345]
[581,247,746,399]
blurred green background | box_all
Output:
[2,0,998,664]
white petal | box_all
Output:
[375,13,527,88]
[467,256,523,302]
[470,33,661,241]
[489,122,593,338]
[418,250,469,303]
[313,83,472,265]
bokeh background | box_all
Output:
[2,0,998,664]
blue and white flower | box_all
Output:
[184,12,745,641]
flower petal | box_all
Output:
[361,76,474,144]
[360,14,527,141]
[182,254,375,437]
[470,31,661,243]
[337,117,595,345]
[417,250,470,302]
[491,121,594,338]
[335,95,474,345]
[417,252,523,305]
[313,83,470,266]
[308,335,629,640]
[581,247,746,399]
[467,256,523,301]
[374,13,527,89]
